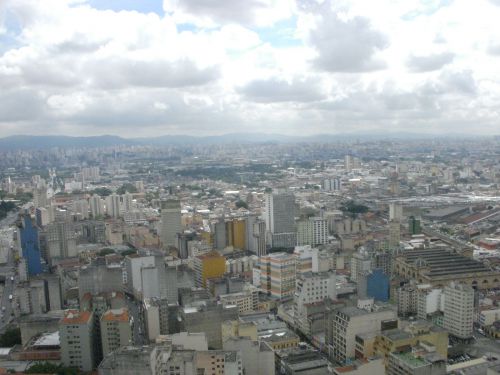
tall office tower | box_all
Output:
[350,251,372,282]
[259,252,296,300]
[213,217,227,250]
[344,155,360,171]
[389,220,401,249]
[18,214,42,276]
[265,190,297,249]
[124,255,156,296]
[72,199,89,219]
[106,193,121,218]
[35,207,52,227]
[246,215,267,256]
[59,310,95,372]
[226,218,247,250]
[121,192,133,213]
[82,166,100,182]
[444,282,474,339]
[408,216,422,235]
[33,186,48,208]
[100,308,132,357]
[389,203,403,222]
[46,219,77,262]
[143,297,170,341]
[89,194,105,218]
[160,199,182,249]
[296,217,328,246]
[329,307,397,364]
[193,250,226,287]
[323,178,341,192]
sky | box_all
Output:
[0,0,500,138]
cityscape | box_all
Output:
[1,0,500,375]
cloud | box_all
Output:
[488,42,500,56]
[86,58,220,89]
[238,77,325,103]
[163,0,294,27]
[307,9,389,73]
[407,52,455,72]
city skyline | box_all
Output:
[1,0,500,137]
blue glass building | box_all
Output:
[19,215,42,276]
[366,268,390,302]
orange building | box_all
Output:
[194,250,226,287]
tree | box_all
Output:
[90,187,112,197]
[116,183,138,195]
[235,200,248,210]
[121,249,137,257]
[0,328,21,347]
[98,248,115,256]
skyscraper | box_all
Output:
[265,190,296,248]
[89,194,105,218]
[160,199,182,249]
[18,214,42,276]
[444,282,474,339]
[105,193,121,218]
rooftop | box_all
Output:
[102,308,129,323]
[61,310,92,325]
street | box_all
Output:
[0,209,19,333]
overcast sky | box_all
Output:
[1,0,500,137]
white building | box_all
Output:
[106,194,121,218]
[160,199,182,249]
[89,194,105,218]
[444,282,474,339]
[296,217,328,246]
[295,272,336,313]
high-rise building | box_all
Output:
[389,221,401,249]
[329,307,397,364]
[408,216,422,235]
[121,192,133,213]
[265,190,297,248]
[45,219,77,262]
[443,282,474,339]
[295,272,336,312]
[143,297,169,341]
[389,203,403,222]
[350,251,372,282]
[194,251,226,288]
[160,199,182,249]
[100,308,132,356]
[226,218,246,250]
[124,255,156,296]
[246,215,267,256]
[106,193,121,218]
[59,310,95,372]
[296,217,328,246]
[259,252,296,300]
[18,214,42,276]
[89,194,105,218]
[323,178,341,191]
[33,186,48,209]
[72,199,89,219]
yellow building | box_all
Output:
[194,251,226,287]
[225,219,246,250]
[261,331,300,350]
[373,325,448,363]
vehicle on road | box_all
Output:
[1,306,5,311]
[10,276,13,282]
[8,295,12,301]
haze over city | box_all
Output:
[1,0,500,137]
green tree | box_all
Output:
[98,248,115,256]
[116,183,138,195]
[0,328,21,347]
[235,200,248,210]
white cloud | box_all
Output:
[0,0,500,136]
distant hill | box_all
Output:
[0,135,134,150]
[0,132,478,150]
